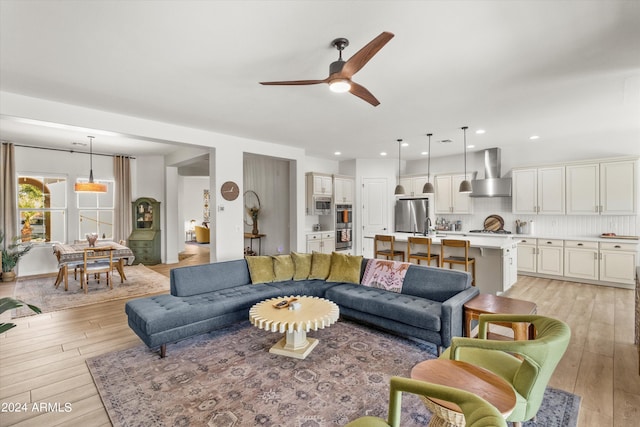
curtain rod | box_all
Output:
[12,143,136,159]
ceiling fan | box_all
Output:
[260,31,394,106]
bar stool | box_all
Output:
[440,239,476,286]
[407,236,439,266]
[374,234,405,261]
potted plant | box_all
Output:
[20,211,36,242]
[0,297,41,332]
[1,231,32,282]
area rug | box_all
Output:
[12,264,170,318]
[87,321,580,427]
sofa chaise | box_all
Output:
[125,253,479,357]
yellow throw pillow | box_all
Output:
[308,251,332,280]
[272,254,294,281]
[327,252,363,284]
[246,256,275,284]
[291,252,312,281]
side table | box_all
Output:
[464,294,537,340]
[411,359,516,427]
[244,233,266,255]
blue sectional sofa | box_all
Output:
[125,257,479,357]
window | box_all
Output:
[77,179,115,239]
[18,175,67,243]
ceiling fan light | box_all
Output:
[394,184,406,195]
[459,180,473,193]
[329,79,351,93]
[422,181,435,194]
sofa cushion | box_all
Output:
[401,264,472,302]
[267,279,339,297]
[170,259,251,297]
[291,252,312,280]
[326,283,442,332]
[308,251,331,280]
[246,256,275,284]
[327,252,363,284]
[272,254,294,281]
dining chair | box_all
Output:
[441,314,571,427]
[407,236,439,266]
[345,376,507,427]
[440,239,476,285]
[374,235,405,261]
[80,247,114,293]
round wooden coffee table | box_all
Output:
[411,359,516,427]
[249,296,339,359]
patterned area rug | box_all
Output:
[12,264,169,317]
[87,321,580,427]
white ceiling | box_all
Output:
[1,0,639,160]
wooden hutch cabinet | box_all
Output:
[128,197,161,265]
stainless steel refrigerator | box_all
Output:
[395,198,430,233]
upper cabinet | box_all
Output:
[333,175,354,204]
[512,166,565,215]
[307,172,333,196]
[399,176,430,197]
[566,159,637,215]
[434,174,473,214]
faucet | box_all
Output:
[424,217,432,236]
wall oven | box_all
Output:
[312,196,332,215]
[335,204,353,250]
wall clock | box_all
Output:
[220,181,239,201]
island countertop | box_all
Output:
[363,232,516,250]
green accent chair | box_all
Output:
[441,314,571,427]
[345,376,507,427]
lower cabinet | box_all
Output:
[128,231,161,265]
[564,240,598,281]
[537,239,564,276]
[599,242,637,285]
[306,232,335,254]
[517,239,537,273]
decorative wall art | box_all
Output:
[203,189,210,223]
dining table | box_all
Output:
[52,241,136,291]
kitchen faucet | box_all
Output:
[424,217,432,236]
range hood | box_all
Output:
[469,148,512,197]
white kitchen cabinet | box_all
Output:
[512,166,564,214]
[564,240,598,281]
[307,172,333,196]
[399,176,429,197]
[599,242,637,285]
[306,232,335,254]
[502,242,519,291]
[333,176,354,204]
[537,239,564,276]
[566,160,637,215]
[434,174,473,214]
[517,238,537,273]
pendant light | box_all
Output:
[459,126,473,193]
[422,133,435,193]
[394,138,406,195]
[75,136,107,193]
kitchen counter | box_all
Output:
[363,233,518,295]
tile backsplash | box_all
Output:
[440,197,639,237]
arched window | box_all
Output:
[18,175,67,242]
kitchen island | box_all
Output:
[363,233,518,295]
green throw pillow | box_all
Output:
[272,254,294,281]
[308,251,332,280]
[246,256,275,284]
[327,252,363,284]
[291,252,312,281]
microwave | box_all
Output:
[312,196,332,215]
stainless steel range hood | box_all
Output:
[470,148,512,197]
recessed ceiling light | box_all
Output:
[420,151,428,155]
[72,141,87,146]
[475,129,486,134]
[401,142,409,147]
[529,135,540,140]
[380,152,387,156]
[334,151,341,156]
[439,139,453,144]
[467,145,475,149]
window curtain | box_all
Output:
[1,142,17,243]
[113,155,132,243]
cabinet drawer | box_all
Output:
[130,240,153,248]
[537,239,563,247]
[307,234,320,241]
[565,240,598,249]
[322,232,335,239]
[518,239,536,246]
[599,242,638,251]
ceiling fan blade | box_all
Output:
[349,81,380,106]
[341,31,394,78]
[260,79,326,86]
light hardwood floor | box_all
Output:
[0,244,637,426]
